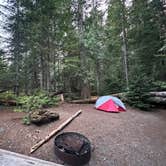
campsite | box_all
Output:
[0,0,166,165]
[0,103,166,166]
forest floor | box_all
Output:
[0,104,166,166]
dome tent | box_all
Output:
[95,96,126,113]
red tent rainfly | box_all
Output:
[95,96,126,113]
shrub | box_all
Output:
[22,115,31,125]
[152,81,166,91]
[0,91,17,100]
[101,77,125,95]
[14,92,60,125]
[126,73,154,110]
[15,91,59,112]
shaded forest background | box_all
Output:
[0,0,165,103]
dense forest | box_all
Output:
[0,0,166,109]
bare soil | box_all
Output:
[0,104,166,166]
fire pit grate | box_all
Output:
[54,132,91,166]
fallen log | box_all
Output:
[69,94,126,104]
[149,91,166,98]
[69,91,166,106]
[69,96,98,104]
[49,90,64,97]
[111,93,125,97]
[148,97,166,105]
[30,110,82,154]
[0,100,18,106]
[0,89,8,93]
[112,92,166,105]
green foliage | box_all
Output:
[0,51,14,90]
[0,91,17,101]
[82,11,107,94]
[16,92,59,112]
[128,0,163,75]
[0,50,6,74]
[153,81,166,91]
[63,56,80,76]
[126,71,154,110]
[12,91,59,125]
[102,77,125,95]
[13,108,23,112]
[0,0,165,105]
[22,115,31,125]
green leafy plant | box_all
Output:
[153,81,166,91]
[13,108,23,112]
[22,115,31,125]
[13,92,60,125]
[126,72,154,110]
[0,91,17,100]
[15,91,59,113]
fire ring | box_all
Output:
[54,132,91,166]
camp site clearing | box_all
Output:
[0,103,166,166]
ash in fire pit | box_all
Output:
[56,133,89,156]
[54,132,91,166]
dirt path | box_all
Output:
[0,104,166,166]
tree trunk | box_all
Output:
[53,53,56,91]
[46,60,50,92]
[39,53,44,90]
[96,59,100,95]
[78,0,91,99]
[14,0,21,96]
[121,0,129,89]
[81,83,91,99]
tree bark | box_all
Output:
[149,91,166,98]
[78,0,91,99]
[96,59,100,95]
[70,96,98,104]
[121,0,129,89]
[39,53,44,90]
[14,0,21,96]
[148,97,166,105]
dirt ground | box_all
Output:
[0,104,166,166]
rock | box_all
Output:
[29,109,59,125]
[0,127,5,134]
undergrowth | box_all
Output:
[13,91,60,125]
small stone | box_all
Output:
[35,130,40,133]
[0,127,5,133]
[103,157,107,161]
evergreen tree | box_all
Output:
[105,0,129,93]
[128,0,162,76]
[0,0,165,104]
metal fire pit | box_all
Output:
[54,132,91,166]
